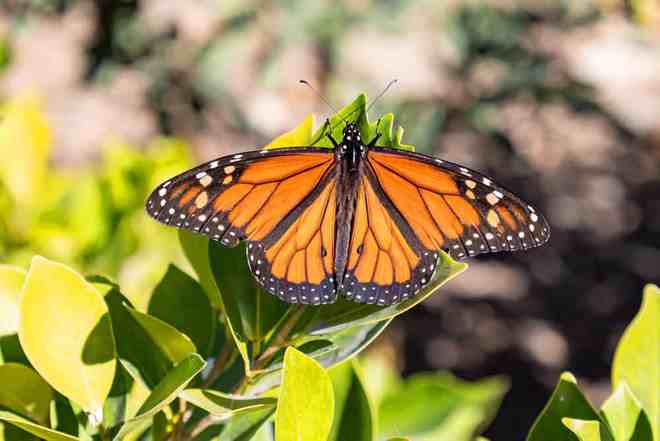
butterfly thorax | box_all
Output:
[334,123,366,172]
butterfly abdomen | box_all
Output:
[334,158,362,290]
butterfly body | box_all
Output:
[147,120,549,306]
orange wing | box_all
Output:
[366,148,550,261]
[146,148,339,304]
[341,175,439,305]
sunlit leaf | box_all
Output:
[612,284,660,441]
[113,354,205,441]
[181,389,276,420]
[0,93,51,207]
[0,265,25,336]
[601,382,653,441]
[306,252,466,335]
[563,419,602,441]
[18,256,115,417]
[328,359,375,441]
[276,347,334,441]
[0,363,52,424]
[0,412,76,441]
[148,264,215,358]
[264,114,315,149]
[308,93,413,151]
[526,372,613,441]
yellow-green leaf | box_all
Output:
[0,94,51,206]
[612,284,660,441]
[601,381,653,441]
[18,256,116,417]
[0,265,25,336]
[113,354,205,441]
[264,114,315,149]
[563,419,602,441]
[181,389,276,419]
[0,411,77,441]
[0,363,52,424]
[276,347,334,441]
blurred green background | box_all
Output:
[0,0,659,439]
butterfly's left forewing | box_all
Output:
[146,148,339,304]
[365,147,550,261]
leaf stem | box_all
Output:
[202,337,236,388]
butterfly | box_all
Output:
[146,119,549,306]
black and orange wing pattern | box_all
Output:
[146,148,339,304]
[366,147,549,259]
[341,146,550,305]
[341,175,440,305]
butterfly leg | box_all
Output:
[327,130,340,148]
[367,132,381,147]
[366,118,382,147]
[311,119,332,146]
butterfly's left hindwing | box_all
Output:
[146,147,339,304]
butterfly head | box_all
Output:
[342,123,361,144]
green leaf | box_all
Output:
[308,94,413,151]
[0,363,52,424]
[151,411,168,441]
[0,412,77,441]
[181,389,276,419]
[328,360,375,441]
[612,284,660,441]
[113,354,205,441]
[0,265,25,336]
[387,438,411,441]
[379,372,508,441]
[178,230,223,309]
[601,382,653,441]
[527,372,613,441]
[563,419,602,441]
[18,256,115,417]
[51,394,79,437]
[103,287,196,388]
[148,264,215,358]
[250,319,390,395]
[208,240,288,371]
[306,251,466,335]
[209,408,275,441]
[276,347,334,441]
[0,334,29,365]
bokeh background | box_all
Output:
[1,1,659,439]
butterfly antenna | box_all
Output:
[365,79,398,114]
[299,80,340,115]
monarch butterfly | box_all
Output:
[146,115,549,306]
